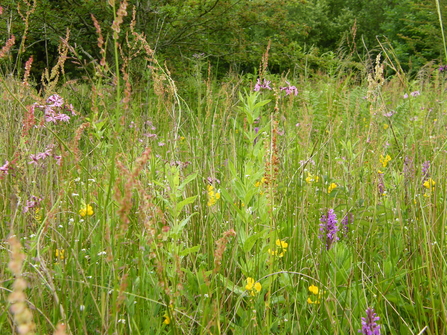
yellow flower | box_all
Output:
[328,183,337,193]
[255,176,268,187]
[55,249,65,260]
[245,277,262,296]
[268,239,288,258]
[423,178,435,190]
[307,285,322,304]
[34,208,43,222]
[79,204,94,217]
[305,172,319,184]
[383,124,389,130]
[276,239,288,249]
[163,313,170,325]
[379,154,391,168]
[207,185,220,206]
[308,285,319,295]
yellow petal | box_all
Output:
[309,285,319,295]
[245,277,254,291]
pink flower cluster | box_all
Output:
[280,82,298,96]
[0,161,10,175]
[23,195,42,213]
[34,94,75,124]
[254,78,272,91]
[29,145,62,166]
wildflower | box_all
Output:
[47,94,64,107]
[254,78,272,91]
[410,91,420,97]
[268,239,288,257]
[34,208,43,222]
[163,313,170,325]
[207,185,220,206]
[0,161,10,175]
[359,307,381,335]
[319,209,339,250]
[79,204,94,217]
[255,176,267,187]
[308,285,318,295]
[383,124,389,130]
[379,154,391,168]
[341,212,354,237]
[245,277,262,296]
[403,93,408,99]
[328,182,337,194]
[305,172,319,184]
[206,177,220,184]
[307,285,321,304]
[383,110,396,117]
[280,83,298,96]
[55,249,65,261]
[23,196,42,213]
[423,178,435,190]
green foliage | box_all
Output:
[2,1,447,334]
[3,0,447,82]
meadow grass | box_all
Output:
[1,18,447,335]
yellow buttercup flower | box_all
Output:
[379,154,391,168]
[245,277,262,296]
[307,284,322,304]
[328,183,337,193]
[268,239,288,257]
[308,285,318,295]
[163,313,170,325]
[79,204,94,217]
[423,178,435,190]
[276,239,288,249]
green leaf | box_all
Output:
[243,230,268,253]
[176,195,197,213]
[179,171,198,190]
[179,245,200,257]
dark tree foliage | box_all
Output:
[0,0,446,80]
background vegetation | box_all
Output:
[1,0,447,80]
[1,0,447,334]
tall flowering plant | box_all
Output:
[319,209,339,250]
